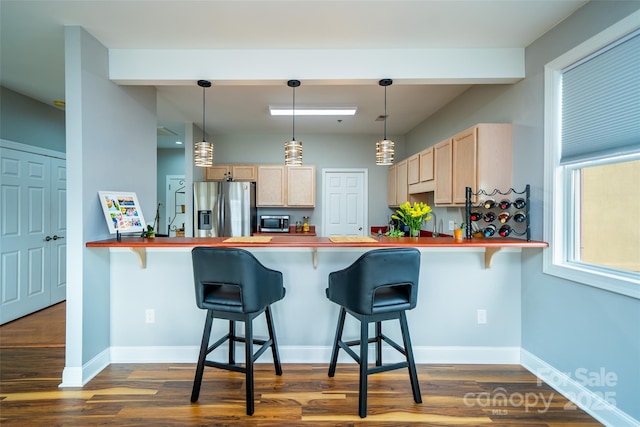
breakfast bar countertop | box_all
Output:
[86,235,548,249]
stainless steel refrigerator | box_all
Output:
[193,181,257,237]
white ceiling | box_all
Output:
[0,0,587,148]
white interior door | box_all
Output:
[322,169,368,237]
[49,158,67,303]
[1,146,65,324]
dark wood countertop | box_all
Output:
[86,235,548,249]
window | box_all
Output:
[543,12,640,299]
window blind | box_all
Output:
[560,29,640,164]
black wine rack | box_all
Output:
[464,185,530,241]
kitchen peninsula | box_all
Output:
[87,236,546,367]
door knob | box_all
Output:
[52,235,64,240]
[44,236,52,241]
[358,227,363,231]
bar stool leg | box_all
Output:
[228,320,235,364]
[399,311,422,403]
[375,321,382,366]
[191,310,214,402]
[245,314,255,415]
[328,307,347,377]
[264,306,283,375]
[358,317,369,418]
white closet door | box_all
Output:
[1,147,65,324]
[49,157,67,303]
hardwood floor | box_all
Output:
[0,304,602,426]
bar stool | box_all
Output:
[326,247,422,418]
[190,247,286,415]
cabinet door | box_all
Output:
[387,165,397,207]
[204,165,230,181]
[257,165,285,206]
[452,127,477,204]
[395,160,408,205]
[287,166,316,207]
[419,147,434,182]
[231,165,257,181]
[434,139,452,205]
[407,154,420,184]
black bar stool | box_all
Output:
[190,247,286,415]
[326,247,422,418]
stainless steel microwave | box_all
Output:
[260,215,289,233]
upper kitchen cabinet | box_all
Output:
[257,165,316,207]
[434,138,453,204]
[387,159,408,207]
[387,164,397,207]
[204,164,257,181]
[408,147,435,194]
[395,159,409,206]
[287,166,316,207]
[434,123,512,206]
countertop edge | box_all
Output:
[86,236,548,249]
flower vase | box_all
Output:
[411,228,420,237]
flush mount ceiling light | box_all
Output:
[376,78,395,166]
[194,80,213,167]
[270,107,357,116]
[284,80,303,166]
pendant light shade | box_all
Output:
[284,80,303,166]
[194,80,213,167]
[376,78,395,166]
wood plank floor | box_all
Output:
[0,304,602,426]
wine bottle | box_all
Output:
[483,199,496,209]
[470,211,483,221]
[513,198,526,209]
[513,211,526,223]
[483,224,496,237]
[499,199,511,210]
[498,212,510,223]
[483,211,496,222]
[499,224,512,237]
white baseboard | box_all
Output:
[108,344,520,365]
[59,348,110,387]
[521,349,639,427]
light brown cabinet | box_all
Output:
[395,159,408,206]
[434,123,512,206]
[434,138,453,204]
[257,165,316,207]
[257,165,286,206]
[387,165,397,207]
[408,154,420,184]
[408,147,435,194]
[287,166,316,207]
[204,164,257,181]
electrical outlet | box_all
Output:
[145,309,155,324]
[448,220,455,231]
[477,309,487,324]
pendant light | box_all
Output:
[376,78,395,166]
[194,80,213,167]
[284,79,303,166]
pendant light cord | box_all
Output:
[292,85,296,140]
[383,85,387,140]
[202,85,206,142]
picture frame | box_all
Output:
[98,191,146,235]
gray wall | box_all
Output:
[0,86,65,151]
[64,26,157,376]
[405,1,640,421]
[209,131,406,229]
